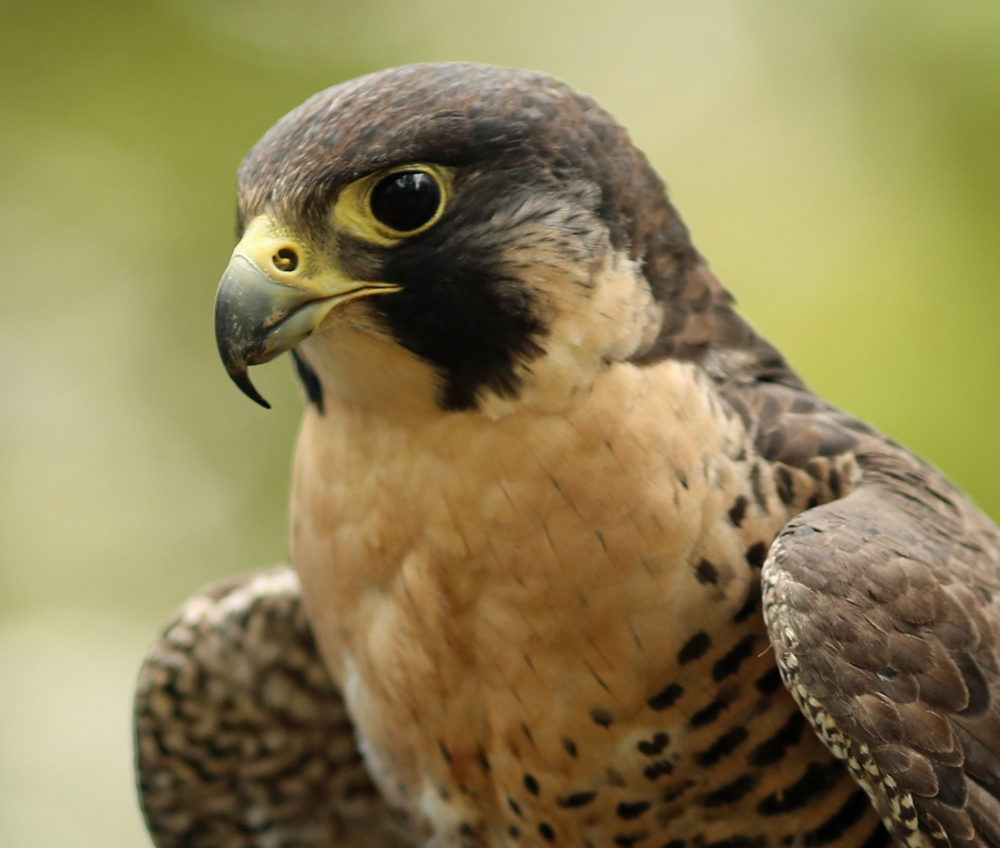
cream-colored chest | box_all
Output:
[289,360,801,845]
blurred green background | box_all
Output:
[1,0,998,844]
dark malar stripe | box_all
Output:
[291,350,325,413]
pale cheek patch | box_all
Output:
[481,247,664,418]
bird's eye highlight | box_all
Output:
[331,163,452,245]
[369,170,443,234]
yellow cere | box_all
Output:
[234,216,317,282]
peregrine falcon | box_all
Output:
[135,63,1000,848]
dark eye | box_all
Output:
[369,170,442,233]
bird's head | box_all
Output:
[215,63,716,416]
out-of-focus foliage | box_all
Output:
[0,1,997,844]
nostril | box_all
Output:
[273,248,299,272]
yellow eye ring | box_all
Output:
[332,163,453,246]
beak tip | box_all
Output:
[226,365,272,409]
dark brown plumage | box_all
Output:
[236,63,694,287]
[135,567,410,848]
[139,63,1000,848]
[233,63,708,409]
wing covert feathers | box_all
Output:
[761,427,1000,848]
[134,565,412,848]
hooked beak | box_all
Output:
[214,216,400,408]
